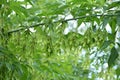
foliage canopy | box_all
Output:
[0,0,120,80]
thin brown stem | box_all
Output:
[7,14,119,34]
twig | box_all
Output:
[7,14,119,34]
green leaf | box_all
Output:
[25,0,33,5]
[5,62,12,71]
[117,15,120,26]
[96,0,106,6]
[109,18,116,33]
[100,40,112,50]
[116,67,120,77]
[102,17,109,28]
[108,32,116,42]
[92,25,97,32]
[108,47,119,67]
[10,1,28,17]
[107,1,120,10]
[117,43,120,47]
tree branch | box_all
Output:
[8,14,119,34]
[8,23,45,34]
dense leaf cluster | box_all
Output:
[0,0,120,80]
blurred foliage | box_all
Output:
[0,0,120,80]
